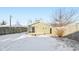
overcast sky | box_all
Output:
[0,7,79,26]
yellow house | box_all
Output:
[28,20,54,36]
[28,20,79,36]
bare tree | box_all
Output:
[15,21,22,27]
[51,9,77,37]
[1,20,7,25]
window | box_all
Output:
[32,27,35,33]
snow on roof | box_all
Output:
[0,25,10,27]
[28,20,52,27]
[0,24,26,27]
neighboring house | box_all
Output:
[28,20,79,36]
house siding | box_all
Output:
[28,22,51,35]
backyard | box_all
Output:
[0,32,79,51]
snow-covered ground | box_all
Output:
[0,33,79,51]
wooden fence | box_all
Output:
[0,27,27,35]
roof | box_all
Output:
[29,22,40,26]
[0,25,10,27]
[28,21,52,27]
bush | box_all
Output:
[54,27,65,37]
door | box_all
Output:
[50,28,52,34]
[32,27,35,33]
